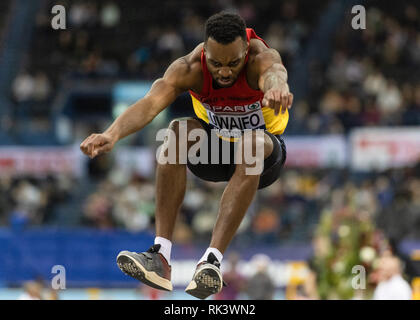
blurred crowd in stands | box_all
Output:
[83,158,420,245]
[0,173,75,227]
[6,0,315,134]
[4,157,419,299]
[287,2,420,134]
[4,157,419,246]
[8,0,420,138]
[20,0,324,81]
[18,279,59,300]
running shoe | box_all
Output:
[116,244,172,291]
[185,252,224,299]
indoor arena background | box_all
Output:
[0,0,419,300]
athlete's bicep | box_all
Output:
[255,49,287,92]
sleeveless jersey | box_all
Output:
[189,28,289,140]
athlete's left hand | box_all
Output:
[262,83,293,116]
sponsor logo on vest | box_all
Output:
[202,101,262,114]
[248,103,259,110]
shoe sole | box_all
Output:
[185,264,222,299]
[116,251,173,291]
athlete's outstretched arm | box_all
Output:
[255,49,293,115]
[80,57,195,158]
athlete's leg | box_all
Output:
[186,131,275,299]
[209,131,274,254]
[155,117,205,241]
[117,117,206,291]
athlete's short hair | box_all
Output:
[204,12,247,45]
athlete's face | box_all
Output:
[204,36,248,88]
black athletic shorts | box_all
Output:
[186,118,287,189]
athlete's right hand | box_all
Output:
[80,133,116,158]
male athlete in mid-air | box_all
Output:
[80,12,293,299]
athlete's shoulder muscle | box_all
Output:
[248,39,282,70]
[249,38,270,56]
[143,44,203,110]
[163,43,203,93]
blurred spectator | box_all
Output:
[32,72,52,103]
[251,207,279,243]
[12,72,35,104]
[100,1,120,28]
[82,189,116,229]
[69,1,98,28]
[9,180,44,227]
[291,265,319,300]
[181,12,205,51]
[299,269,319,300]
[156,28,185,61]
[18,281,43,300]
[246,254,275,300]
[372,254,412,300]
[112,177,155,231]
[376,79,403,117]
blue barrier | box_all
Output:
[0,227,315,288]
[2,227,418,288]
[1,227,418,288]
[0,227,156,288]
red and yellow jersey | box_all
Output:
[189,28,289,140]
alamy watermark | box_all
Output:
[50,4,367,31]
[155,120,266,176]
[351,5,366,30]
[51,265,66,290]
[51,5,66,30]
[351,265,366,290]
